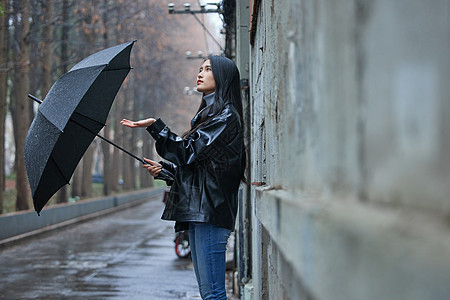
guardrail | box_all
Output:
[0,187,164,247]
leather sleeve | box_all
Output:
[146,109,239,167]
[154,169,174,186]
[153,161,177,186]
[160,160,177,175]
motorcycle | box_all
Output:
[163,187,191,259]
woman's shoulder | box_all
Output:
[200,104,240,130]
[217,104,240,121]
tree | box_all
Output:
[58,0,80,201]
[100,0,112,195]
[73,0,103,198]
[60,0,70,75]
[15,0,31,210]
[81,146,94,197]
[122,85,134,190]
[110,2,125,193]
[0,0,8,212]
[41,0,54,98]
[41,0,69,204]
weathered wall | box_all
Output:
[243,0,450,299]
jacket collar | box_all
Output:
[203,92,215,106]
[191,92,215,127]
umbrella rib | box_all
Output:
[72,111,106,127]
[103,67,132,72]
[49,155,71,185]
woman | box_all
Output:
[121,56,245,299]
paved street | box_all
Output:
[0,194,208,299]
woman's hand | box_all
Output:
[143,158,162,177]
[120,118,156,128]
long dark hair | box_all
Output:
[183,56,246,181]
[183,55,244,136]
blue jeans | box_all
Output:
[189,222,231,300]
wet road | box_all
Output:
[0,193,201,299]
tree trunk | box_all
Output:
[81,144,94,197]
[56,0,70,202]
[111,101,122,192]
[140,139,154,189]
[109,2,126,193]
[121,89,133,191]
[126,86,138,190]
[71,164,82,198]
[0,0,8,212]
[40,0,67,204]
[101,0,112,196]
[41,0,54,97]
[60,0,69,74]
[101,127,112,195]
[9,0,19,175]
[28,0,39,105]
[78,1,100,198]
[15,0,31,211]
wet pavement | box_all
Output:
[0,192,230,299]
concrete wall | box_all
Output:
[242,0,450,299]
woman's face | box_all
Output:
[197,60,215,95]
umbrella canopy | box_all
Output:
[25,41,135,214]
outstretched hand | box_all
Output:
[121,118,156,128]
[142,158,162,177]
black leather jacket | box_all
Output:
[147,104,244,231]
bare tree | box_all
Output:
[79,0,103,198]
[100,0,112,195]
[140,138,154,188]
[60,0,70,75]
[15,0,31,210]
[81,145,94,197]
[41,0,54,97]
[41,0,69,204]
[0,0,8,212]
[122,85,134,190]
[110,2,125,193]
[111,102,122,192]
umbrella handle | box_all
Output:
[28,94,43,104]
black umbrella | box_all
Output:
[25,41,173,215]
